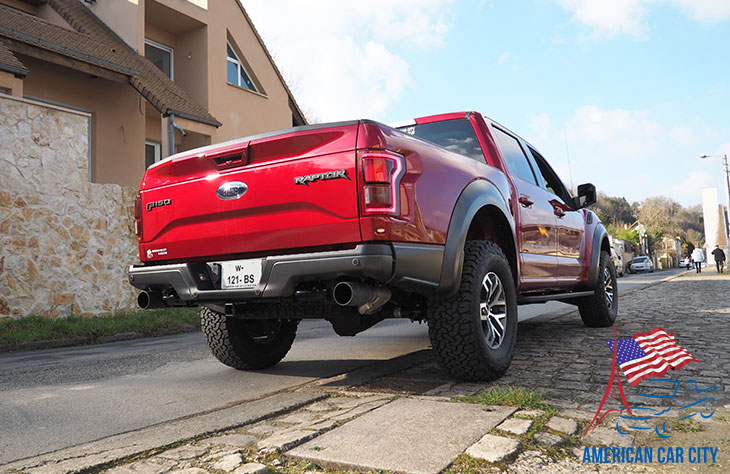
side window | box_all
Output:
[397,118,485,163]
[492,127,538,185]
[227,42,258,92]
[527,145,574,207]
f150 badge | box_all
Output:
[294,169,349,186]
[146,199,171,211]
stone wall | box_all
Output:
[0,95,138,318]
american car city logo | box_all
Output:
[582,327,719,465]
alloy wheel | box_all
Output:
[603,267,614,309]
[479,272,508,349]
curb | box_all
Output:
[0,392,326,474]
[0,337,90,354]
[0,325,199,354]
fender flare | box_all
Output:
[588,223,610,287]
[435,179,518,296]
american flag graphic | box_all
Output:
[606,327,700,386]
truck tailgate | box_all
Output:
[138,124,362,262]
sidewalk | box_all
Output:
[6,271,729,474]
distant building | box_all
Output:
[701,188,729,261]
[656,236,682,269]
[627,221,650,256]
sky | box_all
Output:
[244,0,730,208]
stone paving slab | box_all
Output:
[259,429,319,452]
[546,416,578,435]
[286,398,515,474]
[234,462,269,474]
[582,427,633,447]
[496,417,533,435]
[105,458,177,474]
[465,433,521,463]
[534,432,566,448]
[198,433,258,449]
[514,409,545,418]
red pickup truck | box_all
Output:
[128,112,617,381]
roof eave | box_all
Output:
[0,63,28,77]
[165,109,222,128]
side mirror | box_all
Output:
[574,183,596,209]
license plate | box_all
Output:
[220,258,263,289]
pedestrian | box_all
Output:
[691,246,705,273]
[711,245,726,273]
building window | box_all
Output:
[145,140,161,169]
[145,39,173,79]
[226,43,257,92]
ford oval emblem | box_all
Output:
[216,181,248,200]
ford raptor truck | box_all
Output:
[128,112,616,381]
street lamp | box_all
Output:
[699,153,730,256]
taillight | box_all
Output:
[134,193,142,237]
[359,150,405,215]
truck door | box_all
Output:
[491,126,558,288]
[526,145,586,285]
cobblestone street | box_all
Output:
[502,270,729,409]
[369,270,729,411]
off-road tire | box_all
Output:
[200,307,298,370]
[578,250,618,327]
[426,241,517,382]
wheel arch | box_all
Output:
[588,223,611,287]
[435,179,518,296]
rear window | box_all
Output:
[632,257,647,263]
[397,118,484,163]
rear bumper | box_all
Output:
[128,243,444,303]
[630,265,651,272]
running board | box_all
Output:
[517,290,594,305]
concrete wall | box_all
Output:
[0,95,138,319]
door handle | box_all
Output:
[550,199,566,217]
[518,195,533,208]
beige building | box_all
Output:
[0,0,305,319]
[0,0,305,188]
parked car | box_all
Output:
[128,111,616,382]
[629,256,654,273]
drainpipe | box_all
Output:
[167,112,186,157]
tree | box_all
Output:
[606,224,639,243]
[590,194,702,255]
[638,197,682,238]
[591,193,637,226]
[637,196,704,253]
[676,204,703,235]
